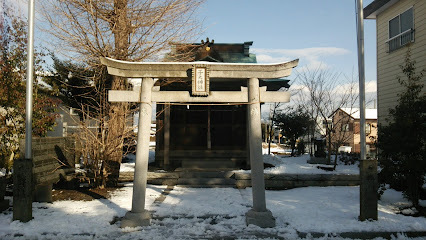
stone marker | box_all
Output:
[13,158,33,222]
[359,159,378,221]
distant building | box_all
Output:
[330,108,377,157]
[48,106,82,137]
[364,0,426,126]
[47,105,100,137]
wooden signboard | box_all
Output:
[192,65,209,96]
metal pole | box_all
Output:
[13,0,35,223]
[25,0,35,159]
[356,0,366,160]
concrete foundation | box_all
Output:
[121,210,152,228]
[245,209,276,228]
[0,177,9,212]
[359,159,378,221]
[33,184,53,203]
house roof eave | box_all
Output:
[363,0,400,19]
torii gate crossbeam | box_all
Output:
[101,57,299,228]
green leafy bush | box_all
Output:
[377,48,426,208]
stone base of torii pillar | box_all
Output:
[121,210,151,228]
[246,209,275,228]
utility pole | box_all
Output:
[356,0,378,221]
[356,0,366,160]
[13,0,35,222]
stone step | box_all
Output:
[181,160,235,169]
[178,171,235,179]
[176,185,236,188]
[177,178,236,186]
[157,150,247,158]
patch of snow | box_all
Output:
[120,151,155,173]
[401,208,418,216]
[262,154,282,166]
[380,188,413,210]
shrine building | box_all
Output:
[154,39,291,170]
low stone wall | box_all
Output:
[234,173,360,189]
[18,137,77,202]
[119,171,360,189]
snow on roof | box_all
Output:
[340,108,377,120]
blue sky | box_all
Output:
[199,0,377,88]
[8,0,377,103]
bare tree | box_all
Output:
[296,66,358,167]
[265,103,281,155]
[39,0,204,186]
[39,0,204,63]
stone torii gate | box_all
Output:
[101,57,299,228]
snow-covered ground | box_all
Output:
[1,149,424,239]
[0,184,425,239]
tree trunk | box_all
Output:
[105,0,131,186]
[327,129,332,165]
[291,140,296,156]
[268,126,272,155]
[333,151,338,170]
[106,77,128,186]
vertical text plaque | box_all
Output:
[192,65,209,96]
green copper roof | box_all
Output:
[219,53,257,63]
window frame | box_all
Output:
[386,7,414,53]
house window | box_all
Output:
[365,123,371,135]
[342,123,350,132]
[387,7,414,52]
[69,108,78,116]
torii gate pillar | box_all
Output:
[121,78,154,228]
[246,78,275,227]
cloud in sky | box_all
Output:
[252,47,351,70]
[6,0,27,14]
[253,47,376,105]
[2,0,31,20]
